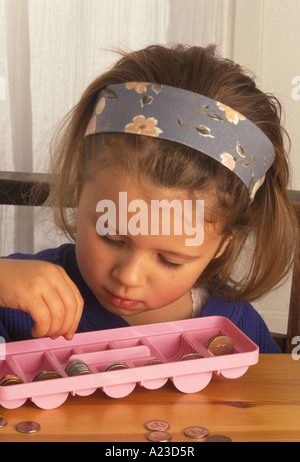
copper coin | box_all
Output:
[105,362,129,371]
[16,421,41,434]
[0,374,24,386]
[206,434,232,442]
[206,335,234,356]
[143,359,163,366]
[183,425,209,439]
[33,370,63,381]
[0,417,8,428]
[145,420,170,431]
[147,431,172,442]
[178,353,203,361]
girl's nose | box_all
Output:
[111,253,145,288]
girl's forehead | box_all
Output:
[86,166,224,238]
[90,165,202,202]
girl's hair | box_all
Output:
[46,43,298,302]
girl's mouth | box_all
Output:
[105,289,142,309]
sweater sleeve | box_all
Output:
[0,245,71,342]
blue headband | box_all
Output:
[85,82,275,199]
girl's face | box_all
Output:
[75,167,230,324]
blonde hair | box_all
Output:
[45,44,298,302]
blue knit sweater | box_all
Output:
[0,244,281,352]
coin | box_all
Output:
[145,420,170,431]
[33,370,63,381]
[206,434,232,442]
[178,353,203,361]
[105,362,129,371]
[65,359,92,376]
[143,359,163,366]
[183,425,209,439]
[206,335,234,356]
[16,421,41,434]
[0,374,24,386]
[147,431,172,442]
[0,417,8,428]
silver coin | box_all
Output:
[147,431,172,442]
[65,359,92,376]
[16,421,41,434]
[183,425,209,439]
[145,419,170,431]
[0,417,8,428]
[206,434,232,442]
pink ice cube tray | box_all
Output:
[0,316,259,409]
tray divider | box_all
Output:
[44,350,69,377]
[182,333,214,358]
[5,356,29,383]
[141,338,167,362]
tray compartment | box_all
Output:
[145,333,203,362]
[187,327,241,354]
[12,351,63,382]
[0,358,21,381]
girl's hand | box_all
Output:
[0,259,84,340]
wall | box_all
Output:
[231,0,300,333]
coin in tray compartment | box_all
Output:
[0,374,24,386]
[65,359,92,376]
[33,370,63,382]
[105,362,129,371]
[206,334,234,356]
[178,353,203,361]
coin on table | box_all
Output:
[0,374,24,386]
[147,431,172,442]
[183,425,209,439]
[0,417,8,428]
[206,434,232,442]
[145,419,170,431]
[206,335,234,356]
[105,362,129,371]
[178,353,203,361]
[16,421,41,434]
[33,370,63,382]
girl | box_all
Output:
[0,44,297,352]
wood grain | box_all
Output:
[0,355,299,442]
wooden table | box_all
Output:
[0,354,299,442]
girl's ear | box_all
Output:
[214,235,234,259]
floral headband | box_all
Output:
[85,82,275,199]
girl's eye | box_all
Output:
[159,255,182,270]
[100,235,124,246]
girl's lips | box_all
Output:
[105,289,142,309]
